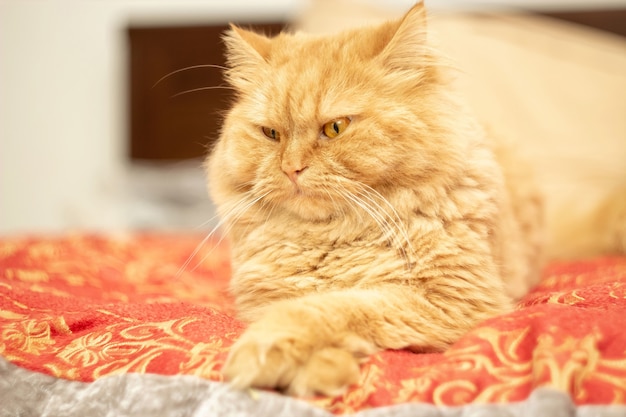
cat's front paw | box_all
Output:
[222,326,361,397]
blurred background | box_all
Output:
[1,0,625,235]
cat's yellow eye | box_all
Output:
[261,126,280,141]
[322,117,351,139]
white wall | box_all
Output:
[1,0,624,234]
[0,0,302,234]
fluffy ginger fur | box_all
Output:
[207,3,545,396]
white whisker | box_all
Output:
[176,190,270,277]
[175,230,218,279]
[337,185,413,270]
[194,211,222,230]
[171,85,234,98]
[260,196,277,233]
[355,183,415,258]
[340,190,393,240]
[187,191,270,273]
[319,185,345,220]
[152,64,228,88]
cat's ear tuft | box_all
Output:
[222,25,272,88]
[378,2,428,72]
[224,25,272,64]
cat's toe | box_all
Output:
[222,335,300,390]
[288,347,360,397]
[222,331,360,396]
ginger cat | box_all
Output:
[204,2,600,396]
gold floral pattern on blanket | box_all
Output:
[0,235,240,382]
[1,234,626,414]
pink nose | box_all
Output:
[282,165,308,184]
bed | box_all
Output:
[1,233,626,416]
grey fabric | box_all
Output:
[1,357,625,417]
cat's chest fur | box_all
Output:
[229,215,409,314]
[226,196,486,322]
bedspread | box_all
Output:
[1,234,626,416]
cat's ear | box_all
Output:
[224,25,272,64]
[222,25,272,88]
[378,2,428,72]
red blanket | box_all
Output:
[1,234,625,413]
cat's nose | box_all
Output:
[282,164,308,184]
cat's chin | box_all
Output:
[280,195,336,222]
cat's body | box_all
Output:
[206,3,617,396]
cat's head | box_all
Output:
[208,3,469,222]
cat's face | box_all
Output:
[209,4,463,222]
